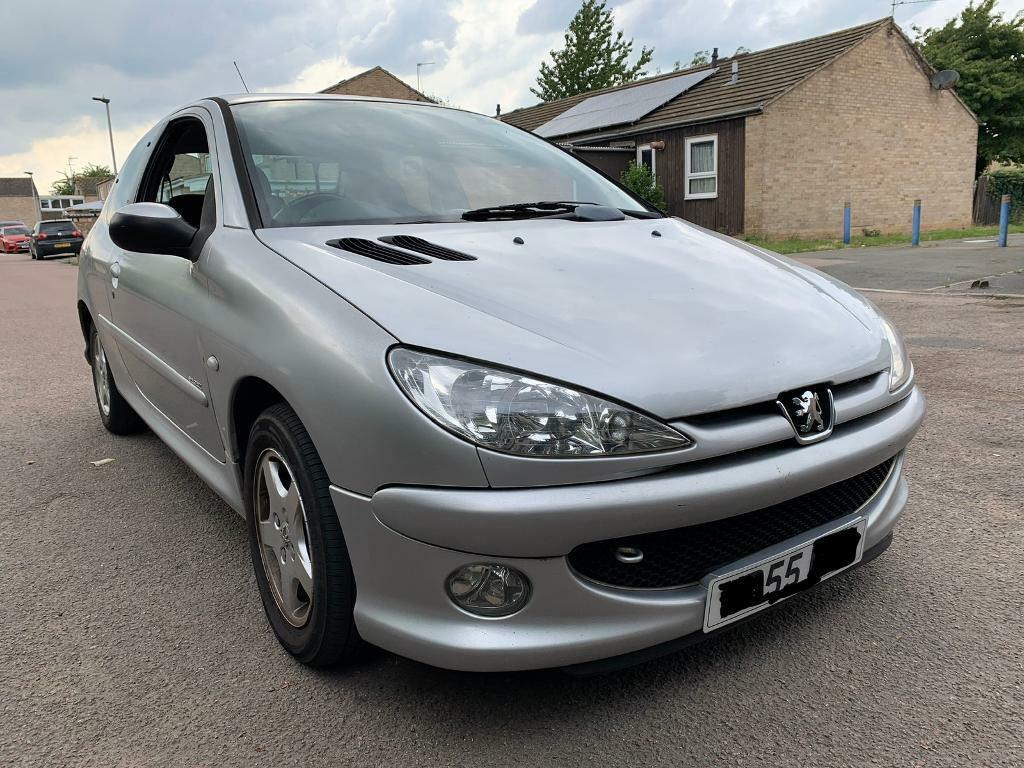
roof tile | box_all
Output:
[502,18,891,139]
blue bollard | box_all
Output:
[913,198,921,246]
[843,202,851,245]
[998,194,1010,247]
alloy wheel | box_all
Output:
[254,448,314,627]
[92,332,111,417]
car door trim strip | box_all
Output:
[97,314,209,407]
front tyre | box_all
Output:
[89,324,144,435]
[244,403,363,667]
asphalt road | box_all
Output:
[793,235,1024,293]
[1,251,1021,767]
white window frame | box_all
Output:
[684,134,718,200]
[636,143,655,176]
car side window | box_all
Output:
[138,118,214,230]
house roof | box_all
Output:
[74,175,112,196]
[502,17,894,140]
[0,177,35,197]
[318,65,433,102]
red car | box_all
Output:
[0,224,32,253]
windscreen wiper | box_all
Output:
[460,201,596,221]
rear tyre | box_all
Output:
[244,403,363,667]
[89,324,145,435]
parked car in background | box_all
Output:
[0,219,26,229]
[77,94,925,673]
[1,224,32,253]
[31,219,83,260]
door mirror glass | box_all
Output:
[108,202,196,258]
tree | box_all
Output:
[531,0,654,101]
[620,160,665,209]
[50,173,75,195]
[916,0,1024,173]
[689,50,711,67]
[49,163,113,196]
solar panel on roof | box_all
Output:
[534,68,717,138]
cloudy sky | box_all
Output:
[2,0,1020,192]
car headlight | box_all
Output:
[388,348,692,457]
[880,317,911,392]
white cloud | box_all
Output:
[3,0,1021,193]
[0,117,150,194]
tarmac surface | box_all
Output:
[1,247,1021,767]
[792,233,1024,294]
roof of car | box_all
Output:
[210,93,445,108]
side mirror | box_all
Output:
[108,202,196,259]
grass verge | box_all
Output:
[744,225,1024,255]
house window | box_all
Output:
[637,143,655,175]
[684,134,718,200]
[39,200,50,209]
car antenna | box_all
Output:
[233,61,251,93]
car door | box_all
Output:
[104,109,226,459]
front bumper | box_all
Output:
[332,387,924,672]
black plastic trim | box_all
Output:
[378,235,477,261]
[561,532,894,675]
[209,96,263,229]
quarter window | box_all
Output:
[684,135,718,200]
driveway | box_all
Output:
[1,252,1021,767]
[791,235,1024,294]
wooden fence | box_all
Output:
[972,175,1000,225]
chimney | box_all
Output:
[711,47,719,68]
[730,60,739,84]
[496,103,501,117]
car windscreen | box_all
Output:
[40,221,76,233]
[230,100,653,227]
[2,226,30,235]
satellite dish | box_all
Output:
[931,69,961,90]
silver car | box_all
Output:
[77,94,924,672]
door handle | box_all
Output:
[110,261,120,289]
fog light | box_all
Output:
[446,564,530,617]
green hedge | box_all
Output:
[987,168,1024,223]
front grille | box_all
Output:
[568,456,897,590]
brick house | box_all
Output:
[320,66,433,102]
[0,177,39,226]
[501,18,978,238]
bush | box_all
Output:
[620,160,666,210]
[986,168,1024,223]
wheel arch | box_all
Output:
[230,376,290,465]
[77,300,94,361]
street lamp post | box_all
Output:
[416,62,435,93]
[24,171,38,222]
[91,96,117,175]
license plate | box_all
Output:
[54,242,71,248]
[703,518,867,631]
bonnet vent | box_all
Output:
[326,238,430,265]
[379,235,477,262]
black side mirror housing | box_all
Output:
[109,202,197,259]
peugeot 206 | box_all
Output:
[77,95,924,672]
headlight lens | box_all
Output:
[881,318,911,391]
[388,348,692,457]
